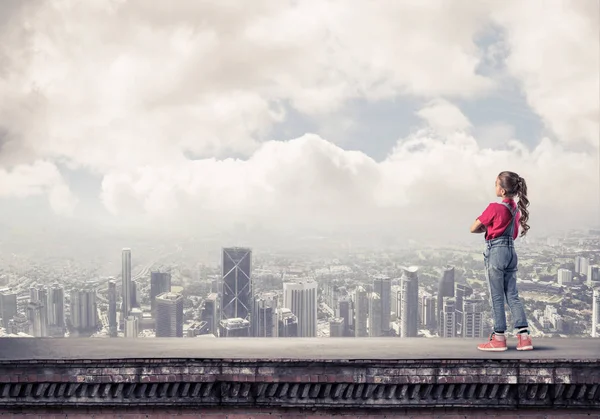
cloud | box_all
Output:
[416,99,472,136]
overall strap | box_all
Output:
[500,202,518,238]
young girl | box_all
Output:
[470,171,533,351]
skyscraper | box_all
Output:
[353,286,369,337]
[329,317,345,337]
[252,292,278,337]
[557,269,573,286]
[463,299,484,338]
[70,290,98,332]
[221,247,252,322]
[391,285,402,320]
[0,289,18,329]
[337,297,353,337]
[150,271,172,315]
[440,297,456,338]
[108,279,118,337]
[368,292,382,337]
[220,318,251,337]
[575,256,590,276]
[283,280,318,337]
[47,283,65,337]
[420,292,436,329]
[592,288,600,338]
[277,308,298,337]
[373,275,391,334]
[437,266,455,331]
[122,248,132,320]
[588,266,600,287]
[400,266,419,338]
[27,301,47,337]
[125,316,139,338]
[155,292,184,337]
[455,283,473,337]
[201,293,219,336]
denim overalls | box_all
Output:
[483,202,528,333]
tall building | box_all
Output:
[337,297,353,337]
[0,289,18,329]
[455,283,473,337]
[329,317,345,337]
[283,280,318,337]
[252,292,278,337]
[440,297,456,338]
[575,256,590,276]
[588,266,600,286]
[47,283,65,337]
[277,308,298,337]
[368,292,382,337]
[437,266,455,331]
[155,292,184,337]
[420,292,436,329]
[219,318,251,337]
[463,299,484,338]
[557,269,573,286]
[125,316,138,338]
[201,293,219,336]
[353,286,369,337]
[592,288,600,338]
[122,248,132,320]
[150,271,172,314]
[108,279,118,337]
[221,247,252,323]
[27,301,48,337]
[400,266,419,338]
[130,281,138,308]
[70,290,98,331]
[373,275,391,334]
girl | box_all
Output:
[470,171,533,351]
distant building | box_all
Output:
[588,266,600,287]
[593,288,600,338]
[47,283,65,337]
[187,321,210,337]
[277,308,298,338]
[575,256,590,276]
[437,266,455,331]
[440,297,456,338]
[70,289,98,332]
[252,292,278,337]
[221,247,253,323]
[201,293,219,336]
[368,292,382,337]
[155,292,184,337]
[329,317,345,337]
[337,297,353,337]
[283,280,317,337]
[108,280,118,337]
[122,248,132,321]
[391,285,402,320]
[0,289,18,329]
[455,284,473,337]
[463,299,484,338]
[353,286,369,337]
[373,275,391,334]
[219,318,251,337]
[125,316,138,338]
[150,272,172,315]
[401,267,419,338]
[420,292,436,329]
[557,269,573,286]
[27,301,48,337]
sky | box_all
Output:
[0,0,598,244]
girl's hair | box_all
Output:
[498,171,530,237]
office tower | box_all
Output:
[368,292,382,337]
[353,286,369,337]
[47,283,65,337]
[337,297,353,337]
[0,289,18,329]
[557,269,573,286]
[30,286,39,303]
[593,288,600,338]
[421,293,436,329]
[130,281,138,308]
[400,266,419,338]
[277,308,298,337]
[575,256,590,276]
[70,290,98,331]
[27,301,47,337]
[219,318,251,337]
[155,292,184,337]
[440,297,456,338]
[330,317,345,337]
[150,271,172,315]
[373,275,391,334]
[221,247,252,324]
[283,280,318,337]
[252,292,278,337]
[391,285,402,320]
[455,284,473,337]
[463,299,484,338]
[108,280,118,337]
[437,266,455,331]
[125,316,138,338]
[122,248,132,319]
[202,293,219,336]
[588,266,600,286]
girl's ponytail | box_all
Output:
[516,176,530,237]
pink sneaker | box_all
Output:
[477,332,508,352]
[516,332,533,350]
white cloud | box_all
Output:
[0,1,597,237]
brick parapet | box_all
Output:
[0,358,598,410]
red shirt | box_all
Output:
[477,199,520,240]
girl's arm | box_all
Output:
[470,219,486,234]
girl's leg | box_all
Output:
[504,268,528,329]
[485,255,508,332]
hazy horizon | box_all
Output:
[0,1,598,246]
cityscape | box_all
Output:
[1,229,599,341]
